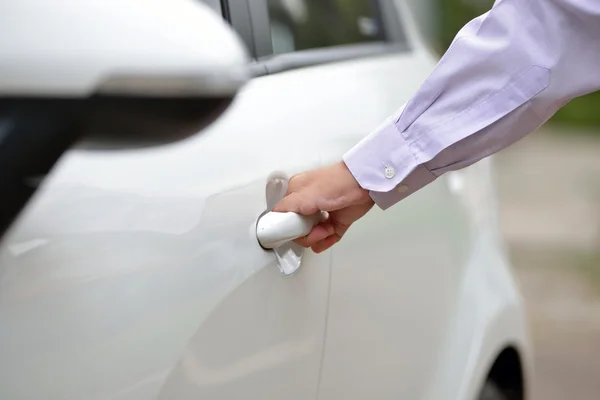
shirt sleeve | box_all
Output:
[343,0,600,210]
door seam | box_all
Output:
[314,249,333,400]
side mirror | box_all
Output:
[0,0,251,237]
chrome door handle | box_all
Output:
[256,211,324,249]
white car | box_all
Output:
[0,1,531,400]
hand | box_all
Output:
[273,161,375,253]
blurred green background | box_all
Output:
[412,0,600,128]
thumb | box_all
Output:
[272,191,319,215]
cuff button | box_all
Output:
[384,166,395,179]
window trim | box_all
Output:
[200,0,222,14]
[247,0,273,58]
[379,0,409,45]
[252,42,409,76]
[224,0,256,56]
[227,0,411,75]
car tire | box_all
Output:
[478,380,508,400]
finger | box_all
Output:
[293,222,335,248]
[311,234,341,254]
[273,191,319,215]
[272,192,301,213]
[331,219,350,238]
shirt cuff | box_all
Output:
[342,118,437,210]
[368,165,436,209]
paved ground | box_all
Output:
[495,127,600,400]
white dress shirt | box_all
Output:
[343,0,600,209]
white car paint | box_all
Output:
[0,1,532,400]
[0,0,249,97]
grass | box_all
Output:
[550,92,600,130]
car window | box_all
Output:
[267,0,387,55]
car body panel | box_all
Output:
[0,77,332,398]
[421,158,532,400]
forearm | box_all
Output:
[344,0,600,209]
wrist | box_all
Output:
[338,160,372,203]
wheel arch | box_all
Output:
[482,345,525,400]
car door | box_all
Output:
[233,1,474,399]
[0,4,332,400]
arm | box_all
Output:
[273,0,600,253]
[344,0,600,209]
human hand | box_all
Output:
[273,161,374,253]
